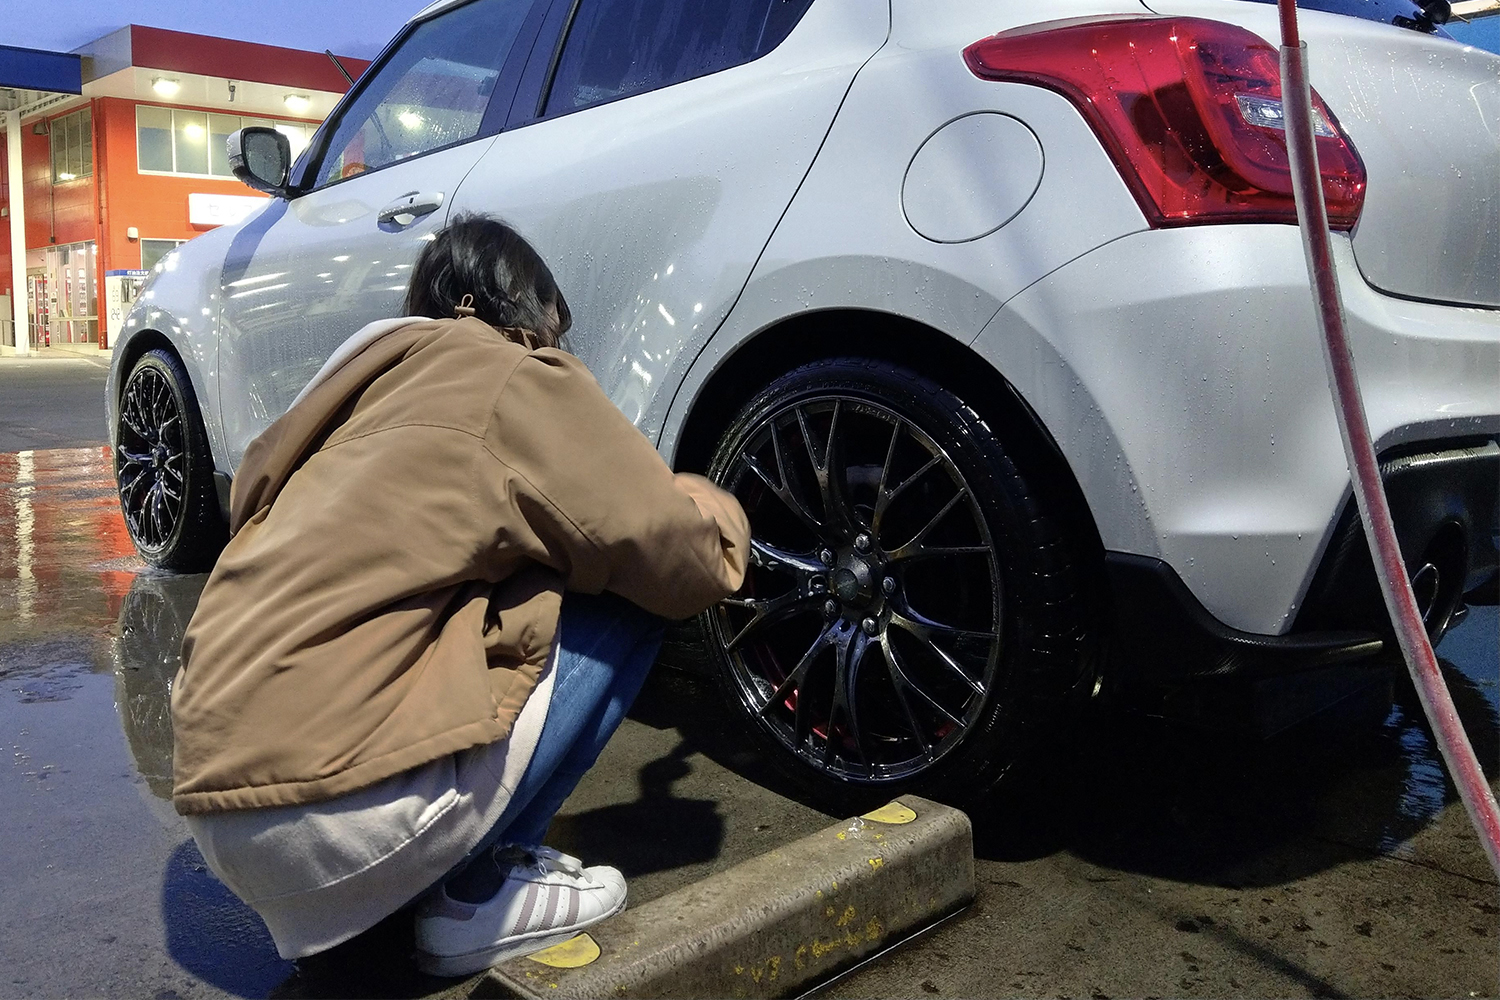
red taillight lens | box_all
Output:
[964,16,1365,229]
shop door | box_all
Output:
[216,0,548,468]
[26,272,47,349]
[45,242,99,345]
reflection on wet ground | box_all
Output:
[0,446,1495,998]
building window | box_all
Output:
[141,239,187,272]
[136,106,315,177]
[50,108,93,182]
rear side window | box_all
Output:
[545,0,816,115]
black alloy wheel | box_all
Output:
[115,349,227,571]
[705,358,1096,807]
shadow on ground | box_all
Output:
[965,657,1498,888]
[162,839,294,997]
[112,568,1497,998]
[545,739,726,879]
[642,634,1499,892]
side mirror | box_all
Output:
[227,127,292,197]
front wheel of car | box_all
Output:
[704,357,1097,809]
[115,348,228,572]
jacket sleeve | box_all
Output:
[483,348,750,620]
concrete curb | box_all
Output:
[476,797,974,999]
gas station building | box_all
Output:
[0,27,369,356]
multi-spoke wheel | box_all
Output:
[705,358,1096,805]
[115,349,227,571]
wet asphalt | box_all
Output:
[0,360,1495,999]
[0,358,110,453]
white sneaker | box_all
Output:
[415,844,627,977]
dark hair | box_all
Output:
[403,213,572,349]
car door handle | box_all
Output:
[377,191,445,228]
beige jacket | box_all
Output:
[171,317,749,816]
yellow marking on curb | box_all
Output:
[824,905,835,917]
[862,801,918,825]
[526,933,600,968]
[794,944,807,970]
[868,857,884,870]
[836,905,857,927]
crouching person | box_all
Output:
[170,214,749,976]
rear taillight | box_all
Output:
[964,16,1365,229]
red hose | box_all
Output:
[1275,2,1500,879]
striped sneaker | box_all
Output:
[414,845,627,977]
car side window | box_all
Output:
[544,0,816,116]
[311,0,535,189]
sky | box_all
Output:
[0,0,1493,62]
[0,0,429,58]
[1445,17,1500,52]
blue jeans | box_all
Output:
[465,591,664,858]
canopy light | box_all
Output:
[152,77,180,97]
[283,94,311,114]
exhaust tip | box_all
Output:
[1411,562,1442,624]
[1411,521,1470,641]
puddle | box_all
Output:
[0,448,288,999]
[0,444,1494,997]
[0,447,141,639]
[112,571,209,800]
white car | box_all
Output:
[108,0,1500,803]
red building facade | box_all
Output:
[0,25,368,351]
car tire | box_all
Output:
[114,349,228,572]
[701,357,1098,810]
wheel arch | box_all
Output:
[670,307,1106,566]
[110,328,224,471]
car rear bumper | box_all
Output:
[977,223,1500,638]
[1103,551,1391,735]
[1104,552,1386,681]
[1296,438,1499,638]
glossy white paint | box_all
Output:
[111,0,1500,645]
[107,225,243,465]
[215,140,494,465]
[979,225,1500,634]
[448,0,890,434]
[658,6,1150,460]
[1144,0,1500,309]
[901,113,1044,244]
